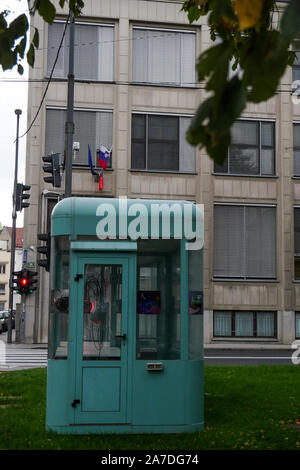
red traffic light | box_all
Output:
[20,277,29,287]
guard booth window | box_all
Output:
[136,239,180,360]
[48,236,70,359]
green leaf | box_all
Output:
[281,0,300,41]
[8,14,28,39]
[37,0,56,24]
[241,30,290,102]
[27,43,35,67]
[33,28,39,48]
[18,63,24,75]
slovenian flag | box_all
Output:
[88,144,97,175]
[98,145,111,170]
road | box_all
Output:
[0,330,299,368]
[204,348,297,366]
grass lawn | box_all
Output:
[0,365,299,450]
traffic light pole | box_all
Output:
[8,109,22,344]
[65,11,75,198]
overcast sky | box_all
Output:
[0,0,29,228]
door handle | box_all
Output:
[115,334,126,341]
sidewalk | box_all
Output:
[1,330,47,349]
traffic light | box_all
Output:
[27,270,38,293]
[37,233,51,272]
[12,270,22,293]
[16,183,31,212]
[19,270,30,295]
[42,153,61,187]
[12,269,38,295]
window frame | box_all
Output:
[213,310,277,339]
[132,26,197,87]
[296,312,300,339]
[0,284,5,295]
[213,203,277,281]
[45,106,113,169]
[47,20,115,82]
[131,112,196,174]
[214,119,276,177]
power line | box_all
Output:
[19,13,71,140]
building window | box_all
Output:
[294,208,300,279]
[294,123,300,176]
[45,108,113,168]
[0,302,5,310]
[131,114,195,172]
[214,311,277,338]
[0,284,5,295]
[47,22,114,81]
[0,264,6,274]
[132,27,196,86]
[296,313,300,339]
[214,120,275,176]
[213,204,277,279]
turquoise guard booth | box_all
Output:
[46,197,204,434]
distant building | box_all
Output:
[0,227,23,310]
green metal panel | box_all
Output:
[51,197,204,242]
[71,241,137,251]
[46,360,70,427]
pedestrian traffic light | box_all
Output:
[42,153,61,188]
[37,233,51,272]
[16,183,31,212]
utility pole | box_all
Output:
[65,11,75,198]
[8,109,22,344]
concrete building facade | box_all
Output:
[24,0,300,345]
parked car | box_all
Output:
[0,311,15,331]
[0,312,6,332]
[0,320,2,334]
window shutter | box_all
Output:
[179,117,195,172]
[98,26,114,81]
[45,109,66,157]
[294,124,300,176]
[180,33,196,86]
[73,111,96,165]
[132,29,148,82]
[245,206,276,278]
[75,24,98,80]
[213,205,245,277]
[47,23,66,78]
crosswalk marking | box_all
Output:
[0,349,48,369]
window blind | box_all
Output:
[47,22,114,81]
[132,28,195,86]
[214,205,276,279]
[45,108,113,167]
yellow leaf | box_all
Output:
[233,0,264,30]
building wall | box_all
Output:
[24,0,298,345]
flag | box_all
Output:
[88,144,97,175]
[98,145,111,170]
[99,170,104,191]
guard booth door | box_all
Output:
[71,253,133,425]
